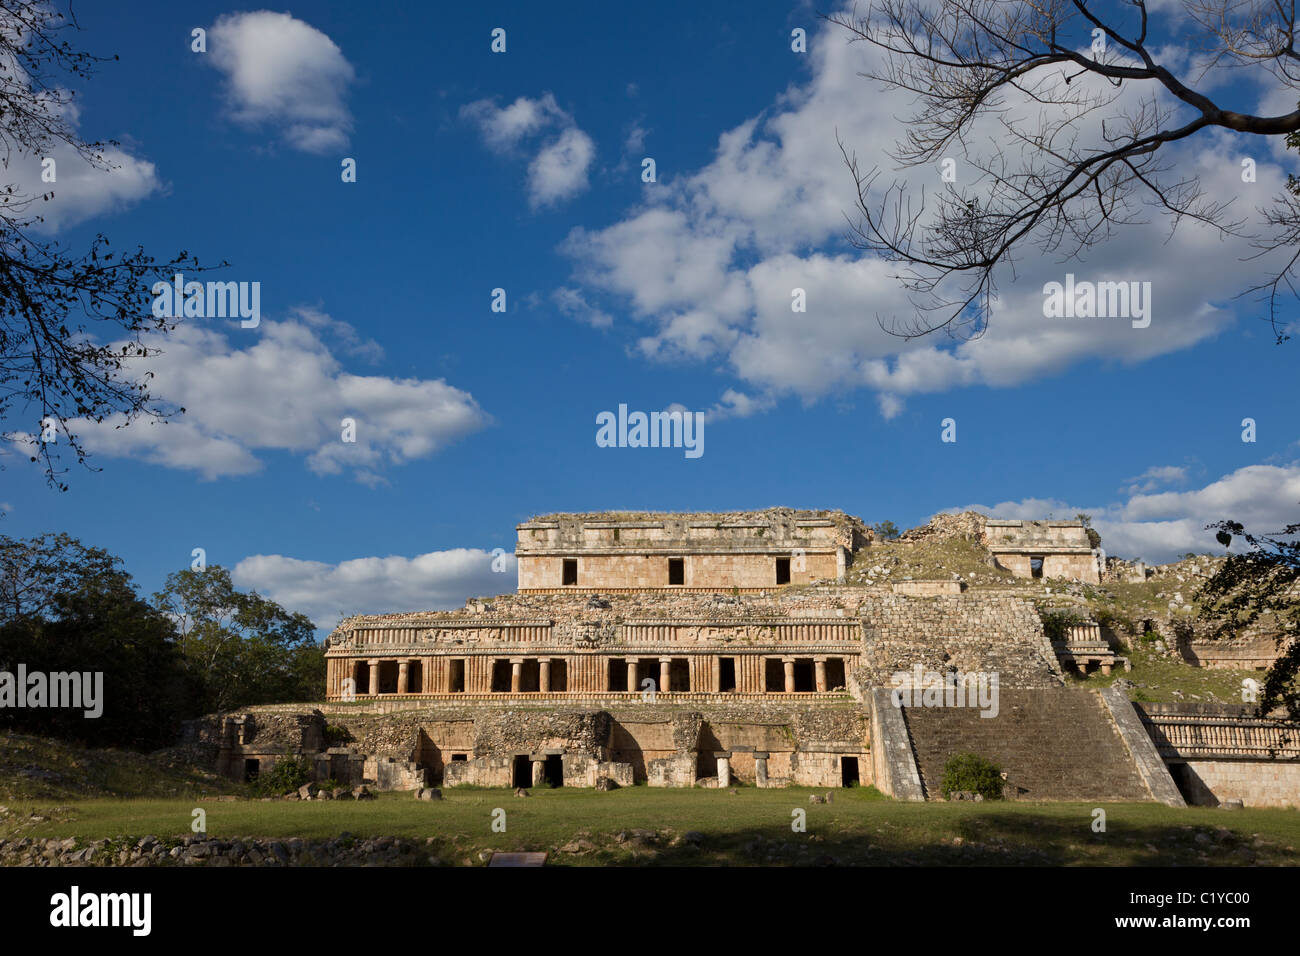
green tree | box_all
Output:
[1198,521,1300,718]
[872,520,901,541]
[0,533,199,748]
[152,566,323,711]
[1075,513,1102,551]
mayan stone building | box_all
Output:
[982,519,1101,584]
[191,507,1298,806]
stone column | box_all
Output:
[398,660,410,694]
[626,659,638,693]
[660,658,671,694]
[814,658,827,693]
[539,658,551,693]
[531,755,546,787]
[711,657,721,692]
[754,752,769,787]
[368,660,380,696]
[716,751,732,788]
[511,659,522,693]
[783,659,795,693]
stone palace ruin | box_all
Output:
[183,509,1300,807]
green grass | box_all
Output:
[1073,638,1259,705]
[0,731,240,802]
[3,787,1297,866]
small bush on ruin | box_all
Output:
[940,753,1004,800]
[248,755,315,797]
[1038,609,1086,643]
[323,724,352,747]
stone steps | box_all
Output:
[902,687,1152,801]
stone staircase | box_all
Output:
[902,687,1152,801]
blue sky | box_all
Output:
[2,1,1297,630]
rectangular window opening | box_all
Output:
[776,557,791,585]
[562,558,578,586]
[719,657,737,692]
[668,557,685,586]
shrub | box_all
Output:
[248,754,314,797]
[872,520,901,541]
[940,753,1004,800]
[1039,608,1087,642]
[323,723,352,747]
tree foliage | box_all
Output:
[0,1,218,489]
[829,0,1300,341]
[1197,520,1300,718]
[152,565,323,712]
[0,534,199,748]
[0,534,325,748]
[872,520,901,540]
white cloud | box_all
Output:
[551,286,612,328]
[51,316,488,481]
[528,126,596,208]
[624,123,648,155]
[8,143,160,233]
[461,93,567,150]
[0,56,160,232]
[462,93,594,208]
[706,388,775,422]
[950,460,1300,563]
[559,9,1288,415]
[234,548,518,631]
[1123,465,1189,495]
[207,11,355,153]
[290,305,384,363]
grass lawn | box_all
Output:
[3,786,1298,866]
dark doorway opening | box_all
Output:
[512,755,531,788]
[719,657,737,692]
[449,658,465,693]
[243,759,259,781]
[776,557,791,585]
[353,662,370,695]
[451,753,467,762]
[793,658,815,692]
[562,558,578,586]
[378,661,399,694]
[407,661,423,693]
[549,659,568,692]
[1030,555,1045,579]
[841,756,860,787]
[824,657,846,691]
[764,658,784,692]
[491,659,512,693]
[544,754,563,787]
[668,557,685,585]
[608,658,628,692]
[636,659,659,694]
[519,658,541,692]
[670,658,690,692]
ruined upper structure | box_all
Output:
[515,509,869,591]
[983,519,1100,585]
[321,507,1098,711]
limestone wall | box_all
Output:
[518,550,840,590]
[1173,761,1300,808]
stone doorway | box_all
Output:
[841,756,860,787]
[512,755,531,788]
[544,754,563,788]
